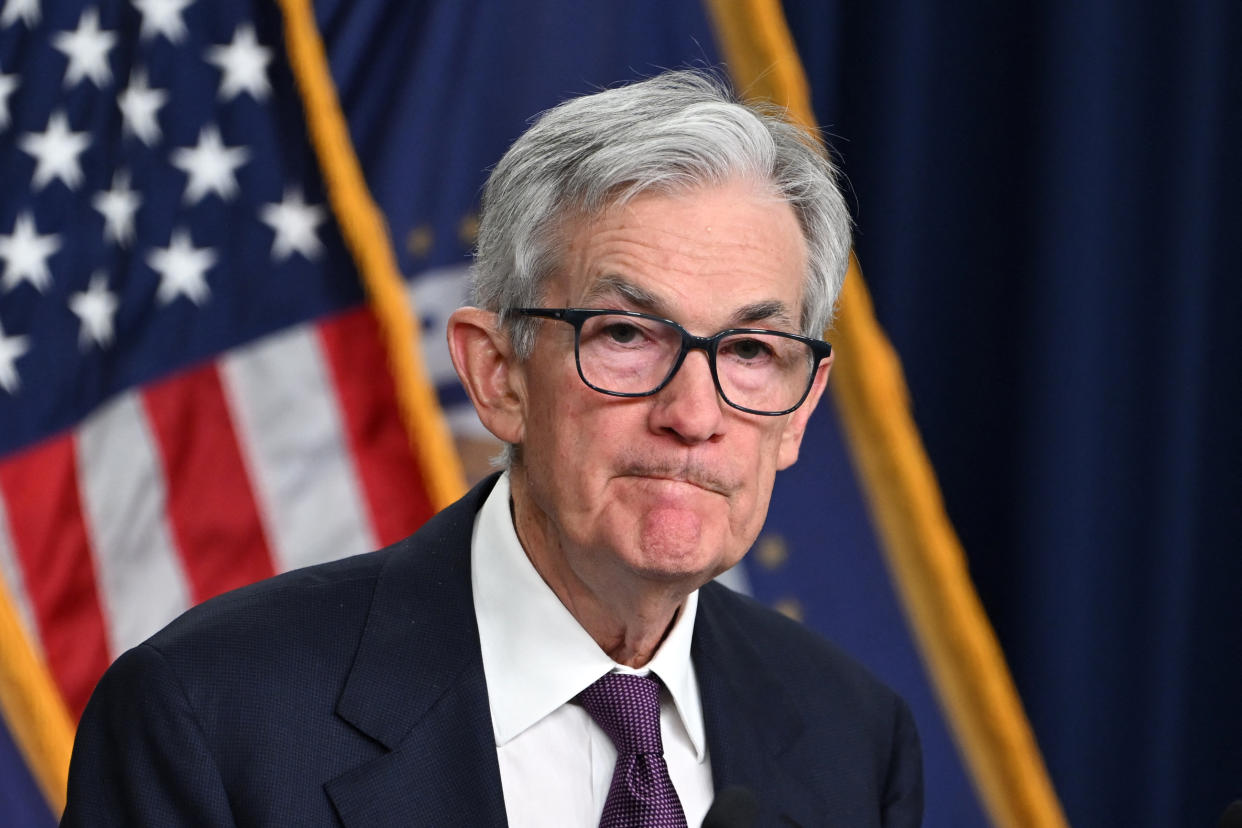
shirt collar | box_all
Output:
[471,473,706,760]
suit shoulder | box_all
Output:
[695,582,923,822]
[137,538,421,687]
[698,581,904,710]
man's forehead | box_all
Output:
[580,273,801,331]
[541,181,809,328]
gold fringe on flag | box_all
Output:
[274,0,466,511]
[0,575,73,815]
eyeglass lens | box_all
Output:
[576,313,815,413]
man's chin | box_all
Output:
[624,509,735,583]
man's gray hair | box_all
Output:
[472,69,851,357]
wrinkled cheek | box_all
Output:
[730,491,768,553]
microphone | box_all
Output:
[1219,800,1242,828]
[701,786,759,828]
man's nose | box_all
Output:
[647,350,724,444]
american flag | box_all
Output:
[0,0,440,731]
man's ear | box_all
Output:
[776,355,832,470]
[446,307,526,445]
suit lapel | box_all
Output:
[325,477,508,827]
[693,585,825,828]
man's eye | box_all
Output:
[729,338,771,360]
[603,323,643,344]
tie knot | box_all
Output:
[578,673,664,756]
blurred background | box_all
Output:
[1,1,1238,826]
[782,3,1242,825]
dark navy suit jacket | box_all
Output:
[62,475,922,827]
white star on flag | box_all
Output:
[205,24,272,102]
[260,188,325,261]
[93,170,142,247]
[148,228,216,305]
[19,110,91,191]
[171,125,250,204]
[0,320,30,395]
[0,211,61,293]
[0,72,17,130]
[118,68,167,147]
[69,271,119,350]
[132,0,193,44]
[0,0,40,29]
[52,7,116,89]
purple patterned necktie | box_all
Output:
[578,673,689,828]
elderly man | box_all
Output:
[63,71,922,827]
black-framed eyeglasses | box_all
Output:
[513,308,831,416]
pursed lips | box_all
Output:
[618,470,733,498]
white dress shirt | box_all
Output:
[471,473,715,827]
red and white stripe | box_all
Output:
[220,325,376,572]
[0,307,433,719]
[78,393,194,663]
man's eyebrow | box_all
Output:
[582,275,669,315]
[731,300,796,330]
